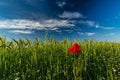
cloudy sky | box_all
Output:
[0,0,120,41]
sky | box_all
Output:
[0,0,120,41]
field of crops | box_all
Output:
[0,36,120,80]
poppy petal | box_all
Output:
[68,43,81,54]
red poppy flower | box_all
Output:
[68,43,81,54]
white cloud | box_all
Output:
[78,32,84,35]
[100,26,115,30]
[59,11,85,19]
[105,33,115,36]
[79,20,95,27]
[9,30,34,34]
[59,11,115,30]
[0,19,75,30]
[0,19,43,29]
[64,30,73,33]
[78,32,96,36]
[85,32,96,36]
[55,30,62,33]
[79,20,115,30]
[56,1,66,8]
[43,19,75,28]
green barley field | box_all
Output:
[0,36,120,80]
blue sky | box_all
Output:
[0,0,120,41]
